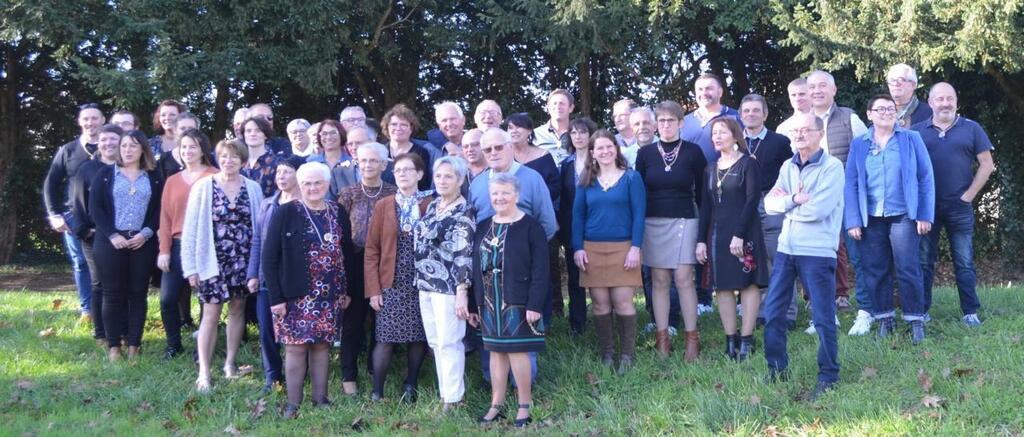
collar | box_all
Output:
[744,127,768,141]
[694,106,728,127]
[816,104,836,120]
[926,115,961,130]
[489,161,522,179]
[896,95,920,121]
[792,148,825,167]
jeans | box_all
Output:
[561,241,588,333]
[63,232,92,314]
[763,252,839,384]
[758,197,798,321]
[842,218,869,310]
[858,215,925,321]
[256,287,283,385]
[159,240,188,349]
[642,266,680,328]
[81,238,105,339]
[920,200,980,315]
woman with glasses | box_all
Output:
[383,104,435,192]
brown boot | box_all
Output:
[654,329,671,359]
[617,314,638,371]
[683,330,700,363]
[593,313,615,367]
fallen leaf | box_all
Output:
[917,369,933,393]
[802,417,823,432]
[38,328,55,337]
[714,382,725,392]
[953,368,975,378]
[351,416,364,432]
[223,424,241,435]
[237,365,253,377]
[763,425,781,437]
[941,368,951,379]
[51,299,64,311]
[921,350,932,359]
[15,380,33,390]
[182,397,198,422]
[248,398,267,420]
[861,367,878,380]
[921,395,946,408]
[137,401,153,413]
[749,394,761,405]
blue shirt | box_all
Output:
[469,162,559,240]
[112,166,153,238]
[571,169,646,250]
[680,106,742,164]
[864,138,907,217]
[911,116,994,204]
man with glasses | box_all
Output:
[340,106,369,132]
[474,100,504,130]
[887,64,932,128]
[110,110,138,132]
[44,103,105,324]
[286,118,313,157]
[461,128,487,181]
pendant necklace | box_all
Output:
[302,202,337,245]
[658,140,682,172]
[487,221,508,247]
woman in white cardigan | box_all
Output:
[181,139,264,393]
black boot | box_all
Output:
[737,335,754,362]
[725,334,739,360]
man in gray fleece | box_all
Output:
[761,112,845,401]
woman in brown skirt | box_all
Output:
[571,130,646,373]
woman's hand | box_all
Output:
[466,313,480,328]
[573,250,589,272]
[109,234,128,250]
[369,295,383,312]
[156,254,171,272]
[270,303,286,317]
[187,274,200,288]
[246,278,259,294]
[126,234,147,250]
[624,246,641,271]
[730,237,744,258]
[455,290,469,320]
[695,242,708,264]
[848,227,863,241]
[526,310,541,323]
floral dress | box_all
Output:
[375,213,427,343]
[196,180,253,304]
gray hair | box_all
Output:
[629,106,656,121]
[178,112,201,129]
[887,63,918,83]
[807,70,836,86]
[296,162,331,183]
[489,172,520,193]
[287,118,311,132]
[356,141,389,161]
[481,127,512,145]
[340,106,366,118]
[232,107,250,123]
[433,155,468,182]
[434,101,464,119]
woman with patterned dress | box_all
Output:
[366,152,432,402]
[181,139,265,393]
[264,162,354,418]
[413,156,476,413]
[473,173,548,428]
[696,118,769,361]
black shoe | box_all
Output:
[737,335,754,362]
[478,405,505,425]
[764,368,790,384]
[514,404,532,428]
[617,354,634,375]
[877,317,896,339]
[371,392,383,402]
[401,383,418,404]
[786,320,797,331]
[808,381,835,401]
[163,346,182,361]
[283,403,299,419]
[725,334,739,360]
[910,320,925,345]
[312,398,332,407]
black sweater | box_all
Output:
[748,130,792,192]
[43,139,97,216]
[634,140,707,218]
[471,215,550,314]
[263,201,355,306]
[87,165,163,241]
[67,158,108,240]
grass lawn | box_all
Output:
[1,287,1022,435]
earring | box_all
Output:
[733,144,739,151]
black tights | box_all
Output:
[371,341,427,397]
[284,344,330,406]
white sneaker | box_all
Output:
[697,304,714,316]
[848,310,873,336]
[191,330,200,339]
[667,326,678,337]
[643,322,656,333]
[804,321,817,335]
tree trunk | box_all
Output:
[212,80,230,142]
[0,43,22,263]
[578,55,592,117]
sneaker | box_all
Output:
[643,322,656,333]
[808,381,835,402]
[962,314,982,327]
[848,310,872,336]
[924,313,932,324]
[804,321,817,335]
[667,326,678,337]
[835,296,852,311]
[697,304,714,316]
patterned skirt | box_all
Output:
[375,231,427,343]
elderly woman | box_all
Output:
[287,118,313,157]
[157,129,218,359]
[89,130,163,361]
[572,129,646,373]
[845,94,934,345]
[181,139,264,393]
[635,101,707,362]
[365,153,432,402]
[474,173,548,427]
[337,142,398,396]
[240,116,282,198]
[264,162,354,418]
[149,99,187,158]
[413,156,476,412]
[696,118,769,361]
[557,117,598,335]
[383,104,435,191]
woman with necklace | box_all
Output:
[148,99,186,158]
[265,162,355,418]
[474,173,548,427]
[181,139,265,393]
[240,116,282,198]
[413,156,476,413]
[383,104,435,192]
[696,117,769,361]
[557,117,597,335]
[571,129,646,373]
[634,101,707,361]
[156,129,218,360]
[365,153,432,402]
[90,130,163,362]
[336,142,398,396]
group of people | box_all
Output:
[42,61,994,419]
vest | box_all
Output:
[826,106,855,164]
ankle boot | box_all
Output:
[876,317,896,339]
[683,330,700,363]
[593,313,615,366]
[617,314,638,366]
[724,334,739,360]
[910,320,925,345]
[736,335,754,361]
[654,329,671,359]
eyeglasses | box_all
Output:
[787,128,821,136]
[357,158,382,165]
[870,107,897,114]
[319,130,340,137]
[341,117,365,124]
[887,77,914,86]
[393,167,419,174]
[480,144,506,154]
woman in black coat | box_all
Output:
[557,117,597,335]
[89,129,162,362]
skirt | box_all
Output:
[579,240,642,288]
[642,217,699,268]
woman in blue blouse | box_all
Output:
[844,94,935,345]
[89,130,163,362]
[572,129,646,373]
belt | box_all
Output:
[117,230,141,239]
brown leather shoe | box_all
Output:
[654,329,671,359]
[683,330,700,363]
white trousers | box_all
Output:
[419,291,466,403]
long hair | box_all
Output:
[176,128,213,167]
[578,129,627,187]
[710,117,748,155]
[118,130,156,171]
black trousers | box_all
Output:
[94,235,158,347]
[341,250,375,382]
[81,237,106,340]
[159,239,188,349]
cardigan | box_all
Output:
[180,176,264,281]
[158,168,218,255]
[557,153,581,247]
[363,195,433,298]
[67,158,107,240]
[263,201,355,306]
[471,215,550,314]
[844,127,935,229]
[43,138,97,216]
[246,192,294,281]
[88,165,163,243]
[571,169,646,250]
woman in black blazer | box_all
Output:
[557,117,597,335]
[89,130,162,362]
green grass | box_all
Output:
[1,288,1022,436]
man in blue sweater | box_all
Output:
[762,113,845,401]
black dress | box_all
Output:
[697,155,769,290]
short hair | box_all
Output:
[505,112,535,131]
[340,106,366,119]
[887,63,918,83]
[630,106,656,121]
[233,107,250,123]
[928,82,958,99]
[177,128,213,167]
[111,109,136,123]
[654,100,685,120]
[865,94,896,113]
[613,98,637,111]
[249,103,273,119]
[215,139,249,163]
[710,118,748,154]
[434,101,464,119]
[317,119,346,146]
[740,94,768,113]
[696,72,724,89]
[790,112,825,132]
[548,89,574,105]
[176,112,201,129]
[78,103,102,116]
[381,104,420,139]
[489,172,520,194]
[807,70,836,86]
[433,155,468,182]
[563,117,599,154]
[481,127,512,145]
[287,118,311,132]
[393,152,425,172]
[118,130,156,171]
[98,124,124,137]
[296,162,331,183]
[242,117,274,143]
[788,78,808,88]
[356,142,389,161]
[151,99,187,135]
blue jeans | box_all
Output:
[642,266,680,328]
[920,200,980,315]
[256,287,284,385]
[858,215,925,321]
[763,252,839,384]
[842,221,870,311]
[63,232,92,313]
[758,197,798,321]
